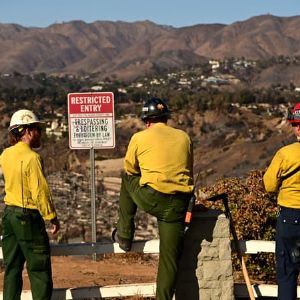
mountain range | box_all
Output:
[1,14,300,80]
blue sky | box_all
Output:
[1,0,300,28]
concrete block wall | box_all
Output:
[176,209,234,300]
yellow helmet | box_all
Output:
[9,109,44,132]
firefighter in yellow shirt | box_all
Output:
[0,109,60,300]
[264,102,300,300]
[112,97,194,300]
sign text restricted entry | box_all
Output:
[68,92,115,149]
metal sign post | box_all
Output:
[90,147,96,260]
[67,92,115,261]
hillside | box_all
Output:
[1,15,300,79]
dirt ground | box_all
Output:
[0,254,157,296]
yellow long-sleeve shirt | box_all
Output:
[0,142,57,220]
[263,142,300,208]
[124,122,194,194]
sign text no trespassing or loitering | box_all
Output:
[68,92,115,149]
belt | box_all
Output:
[5,205,39,214]
[279,205,300,212]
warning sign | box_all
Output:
[68,92,115,149]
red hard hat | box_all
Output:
[288,102,300,124]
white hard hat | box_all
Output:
[9,109,45,132]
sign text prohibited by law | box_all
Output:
[68,92,115,149]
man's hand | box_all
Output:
[50,217,60,234]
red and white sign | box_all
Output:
[68,92,115,149]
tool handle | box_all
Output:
[185,194,196,224]
[241,257,256,300]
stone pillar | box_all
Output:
[176,209,234,300]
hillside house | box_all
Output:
[91,85,103,91]
[150,79,160,85]
[46,118,68,140]
[178,78,191,86]
[118,88,127,93]
[209,60,220,72]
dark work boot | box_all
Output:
[111,228,132,252]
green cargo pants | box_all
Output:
[2,206,53,300]
[117,173,191,300]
